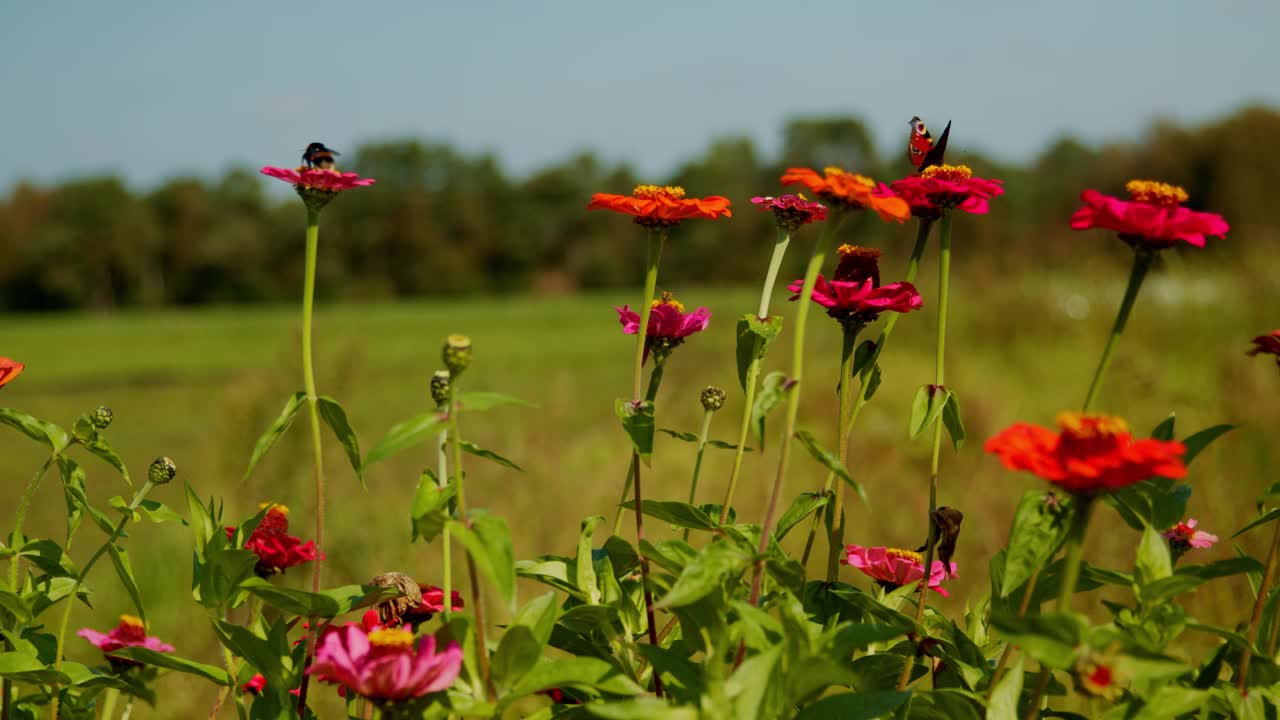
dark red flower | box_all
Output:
[984,413,1186,494]
[225,503,322,576]
[889,164,1004,219]
[787,245,922,327]
[0,357,25,390]
[587,185,731,228]
[1070,180,1228,249]
[1248,330,1280,368]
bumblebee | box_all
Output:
[302,142,339,170]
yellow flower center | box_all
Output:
[119,614,145,630]
[368,628,416,651]
[823,168,875,187]
[885,548,923,564]
[259,502,289,515]
[921,164,973,183]
[651,291,685,313]
[633,185,686,200]
[1125,179,1188,208]
[836,244,881,260]
[1056,412,1129,439]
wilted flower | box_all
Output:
[750,194,827,231]
[984,413,1186,494]
[788,245,923,329]
[78,615,174,666]
[781,167,910,223]
[1164,518,1218,560]
[616,292,711,364]
[843,545,955,597]
[0,358,25,390]
[226,503,322,577]
[889,164,1004,219]
[1070,180,1228,249]
[587,185,731,228]
[261,165,375,212]
[307,624,463,702]
[1248,330,1280,368]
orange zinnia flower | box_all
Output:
[0,357,24,390]
[587,185,731,228]
[984,412,1185,494]
[781,167,910,223]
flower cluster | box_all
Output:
[226,503,322,576]
[1070,179,1229,249]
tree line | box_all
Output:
[1,107,1276,311]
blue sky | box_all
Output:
[2,1,1276,191]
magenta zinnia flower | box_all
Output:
[79,615,174,665]
[1163,518,1218,555]
[616,292,711,364]
[844,545,955,596]
[307,625,462,702]
[1070,180,1228,249]
[261,152,374,212]
[751,194,827,230]
[889,164,1004,219]
[1247,330,1280,369]
[788,245,922,328]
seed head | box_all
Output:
[700,386,726,412]
[149,457,177,485]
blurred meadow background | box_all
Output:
[3,1,1280,715]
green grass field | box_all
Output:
[3,254,1277,716]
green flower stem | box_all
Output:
[9,455,55,592]
[824,323,862,582]
[747,211,845,609]
[1082,248,1155,412]
[800,218,933,566]
[447,388,495,700]
[51,480,157,720]
[899,213,953,691]
[612,363,667,536]
[438,428,452,621]
[721,229,794,525]
[682,408,715,542]
[100,688,119,720]
[1238,514,1280,694]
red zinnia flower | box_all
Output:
[242,674,268,695]
[750,194,827,230]
[781,167,910,223]
[889,164,1004,219]
[401,585,464,627]
[225,503,322,577]
[1248,330,1280,368]
[587,184,731,228]
[0,357,24,390]
[843,545,955,596]
[78,614,174,666]
[261,163,374,213]
[616,292,711,364]
[788,245,922,327]
[984,413,1186,494]
[1070,180,1228,249]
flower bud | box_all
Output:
[700,386,726,412]
[443,335,472,376]
[430,370,451,407]
[149,457,177,485]
[90,406,114,429]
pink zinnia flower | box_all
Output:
[1070,180,1228,249]
[788,245,922,328]
[0,357,24,390]
[307,625,463,702]
[78,615,174,665]
[1248,330,1280,369]
[1164,519,1218,553]
[261,166,376,193]
[844,545,956,596]
[401,586,464,627]
[751,194,827,230]
[226,503,322,577]
[889,164,1004,219]
[616,292,711,364]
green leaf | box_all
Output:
[774,492,830,541]
[1182,424,1234,465]
[576,516,604,604]
[986,656,1023,720]
[908,384,950,440]
[1151,413,1176,440]
[108,545,146,620]
[365,410,447,465]
[449,511,516,612]
[1132,687,1208,720]
[1136,524,1172,585]
[729,645,782,720]
[108,647,232,685]
[638,501,718,532]
[1235,507,1280,538]
[657,541,751,609]
[410,473,455,543]
[795,429,865,504]
[240,578,399,618]
[493,592,559,691]
[19,539,78,578]
[195,547,259,609]
[751,371,790,448]
[615,400,655,465]
[460,440,523,471]
[507,657,644,700]
[792,690,910,720]
[80,437,132,486]
[0,651,68,684]
[135,499,184,524]
[211,619,287,689]
[583,700,697,720]
[0,591,32,624]
[455,391,531,412]
[735,314,784,392]
[1142,556,1265,604]
[317,396,364,488]
[242,392,305,480]
[659,428,699,443]
[942,391,966,450]
[0,408,69,452]
[999,490,1073,597]
[990,611,1084,669]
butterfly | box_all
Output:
[916,506,963,578]
[907,116,951,172]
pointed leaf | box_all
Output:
[1235,507,1280,539]
[795,429,866,504]
[108,544,146,621]
[615,400,655,465]
[908,385,950,440]
[735,314,784,392]
[1151,413,1176,441]
[1136,524,1173,585]
[774,492,830,541]
[108,647,232,685]
[637,501,718,532]
[317,396,364,488]
[657,541,751,609]
[240,578,400,618]
[986,656,1023,720]
[454,391,531,412]
[576,516,604,604]
[942,391,966,450]
[449,511,516,612]
[507,657,644,700]
[1182,424,1234,465]
[365,410,447,465]
[242,392,305,480]
[459,440,522,472]
[751,371,790,448]
[411,473,455,543]
[0,408,69,452]
[999,490,1074,597]
[792,690,910,720]
[79,436,132,486]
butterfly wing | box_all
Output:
[908,117,933,170]
[918,120,951,172]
